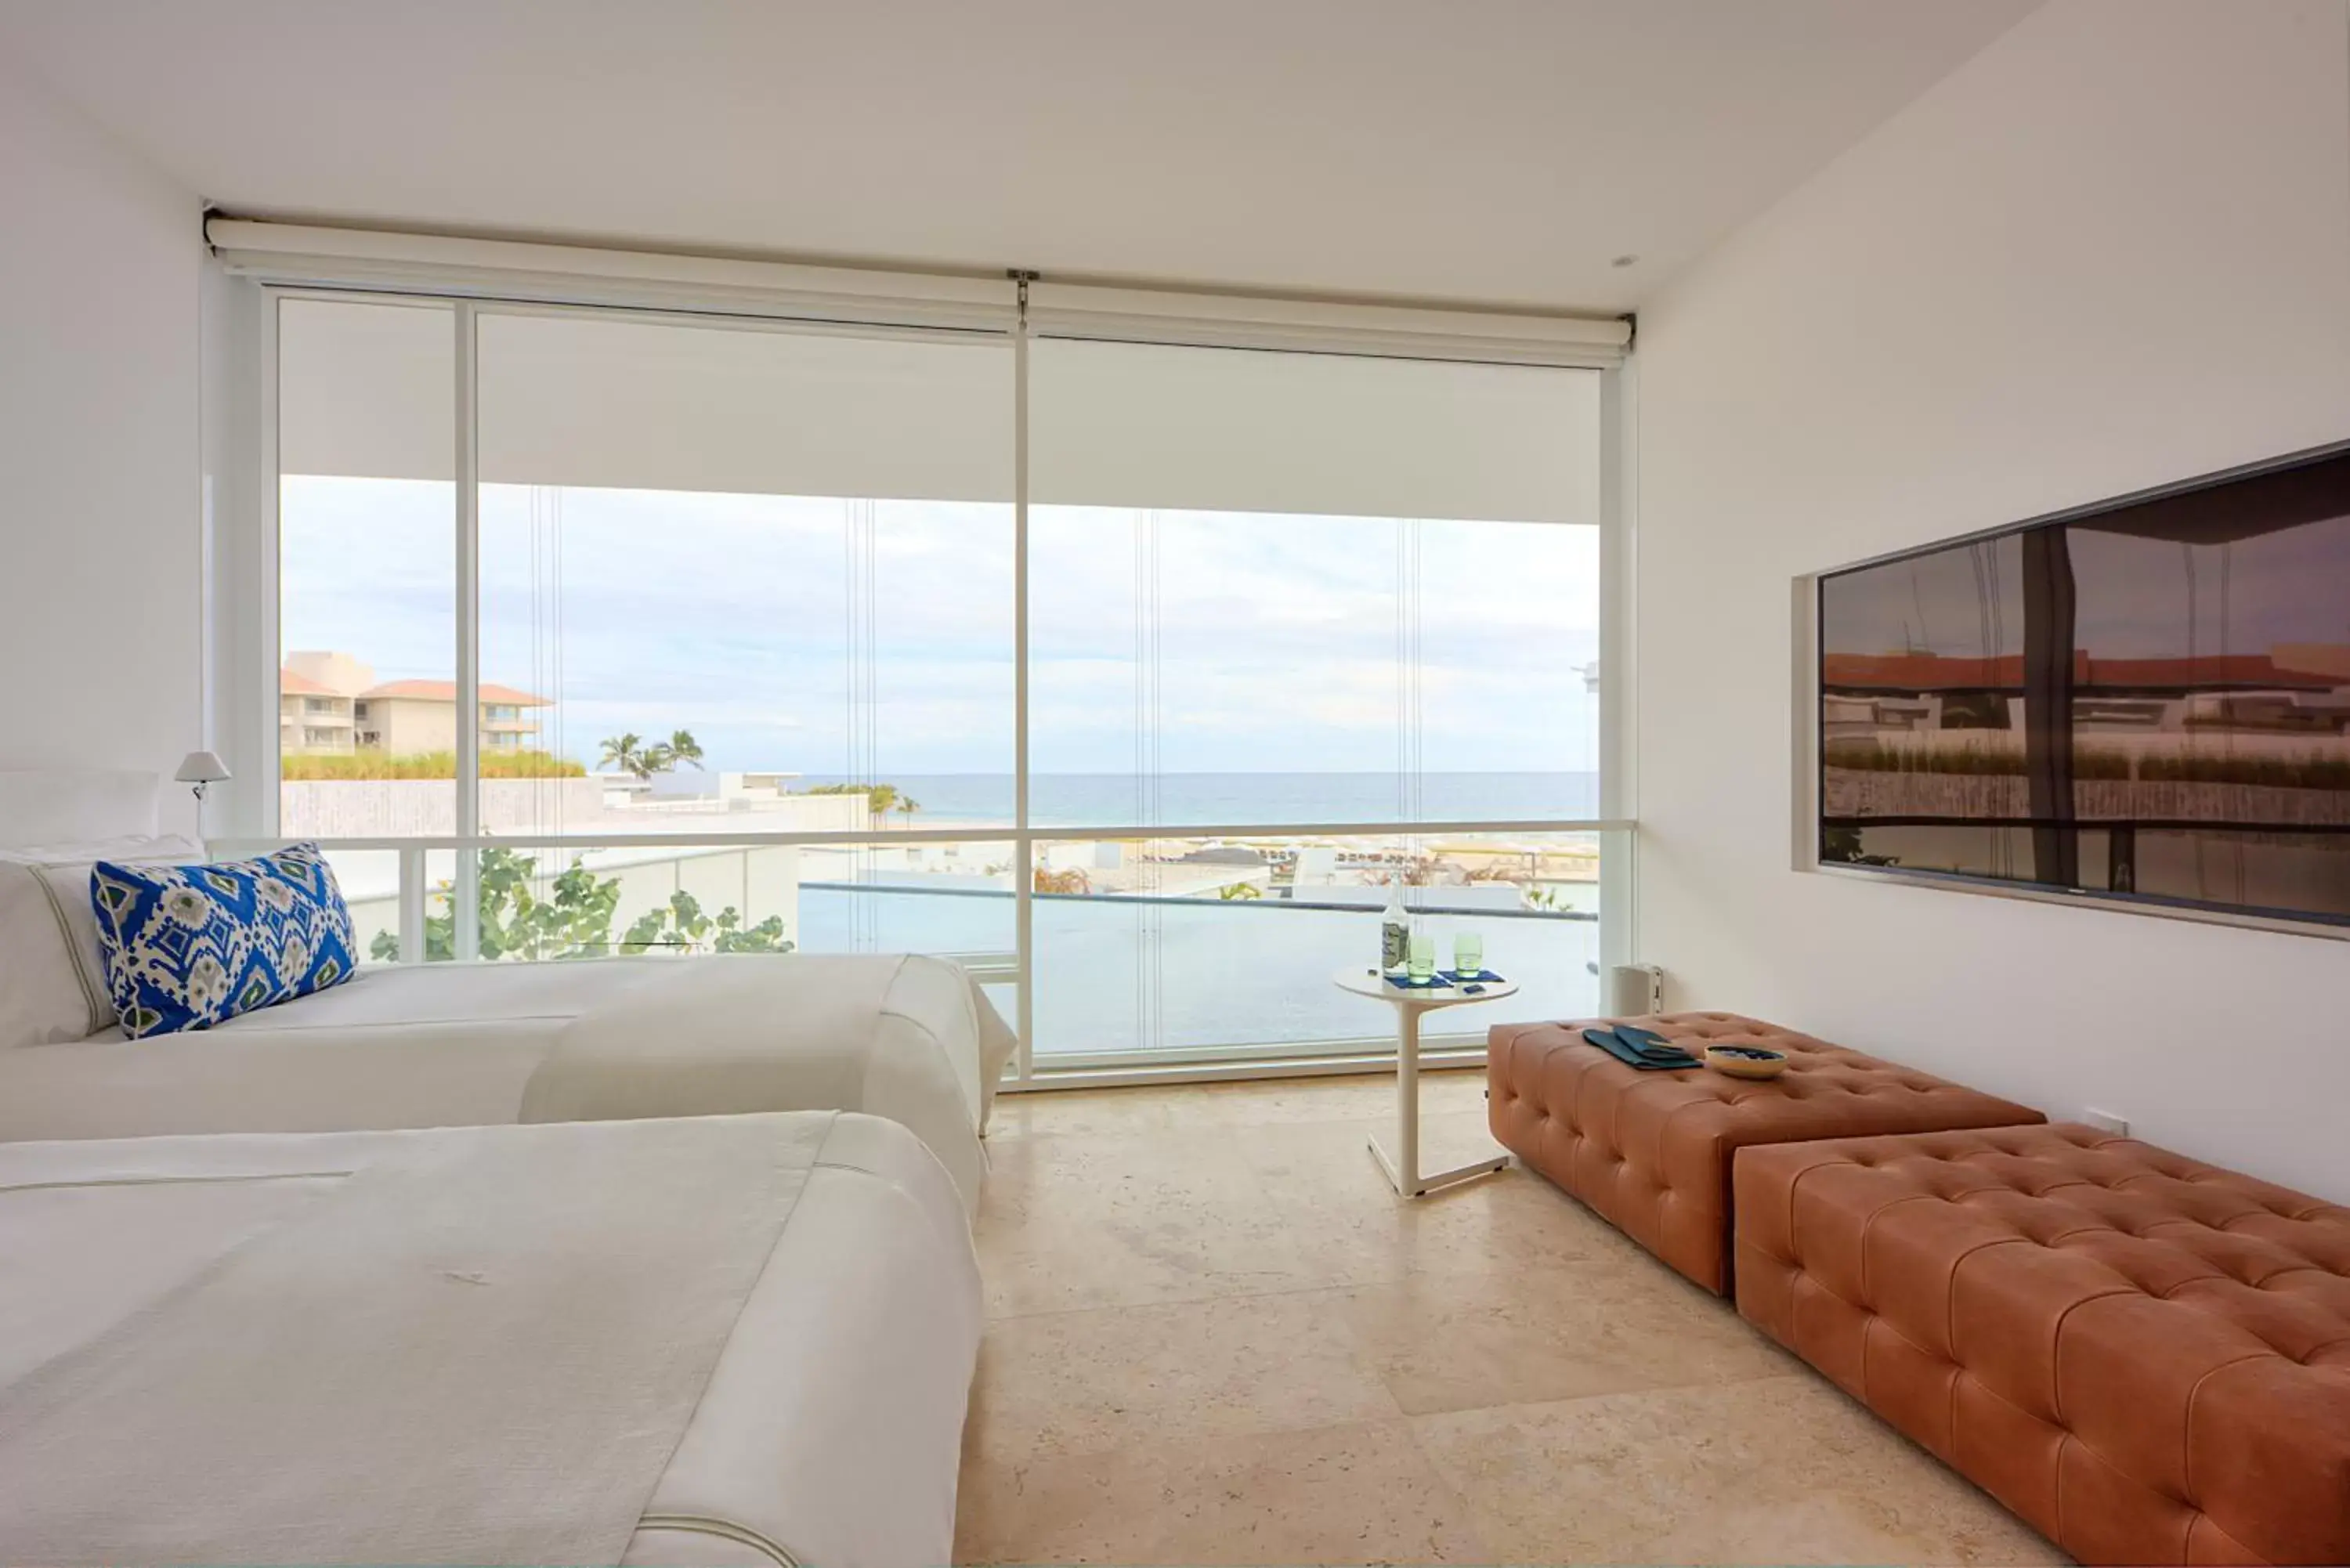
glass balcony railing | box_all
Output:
[1028,831,1602,1064]
[223,824,1618,1077]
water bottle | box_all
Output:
[1380,873,1409,977]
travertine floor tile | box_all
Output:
[987,1086,1202,1140]
[1330,1255,1794,1414]
[1184,1068,1490,1128]
[1241,1113,1645,1286]
[974,1127,1321,1316]
[1411,1375,2066,1566]
[958,1078,2063,1567]
[964,1291,1401,1465]
[956,1418,1491,1566]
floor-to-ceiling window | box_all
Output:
[269,287,1614,1075]
[1023,338,1603,1064]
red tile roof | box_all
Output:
[278,670,342,698]
[362,679,551,706]
[2275,643,2350,681]
[1825,652,2023,691]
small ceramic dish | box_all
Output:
[1704,1044,1789,1080]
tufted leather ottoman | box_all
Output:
[1734,1123,2350,1565]
[1486,1012,2042,1294]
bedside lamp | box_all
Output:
[175,750,230,804]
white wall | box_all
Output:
[0,60,202,829]
[202,258,271,838]
[1633,0,2350,1198]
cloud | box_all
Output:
[285,478,1600,775]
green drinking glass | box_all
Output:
[1408,932,1437,983]
[1453,932,1484,980]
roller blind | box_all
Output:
[233,216,1624,519]
[1022,280,1628,368]
[209,219,1014,331]
[213,219,1628,368]
[279,305,1597,523]
[1029,338,1598,523]
[278,303,1014,503]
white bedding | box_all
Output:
[0,1112,982,1567]
[0,952,1014,1212]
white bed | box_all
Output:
[0,951,1012,1211]
[0,1111,982,1568]
[0,770,1014,1212]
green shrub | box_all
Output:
[368,845,792,963]
[620,889,790,954]
[284,750,585,781]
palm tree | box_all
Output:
[862,783,899,828]
[665,729,705,771]
[896,795,920,829]
[599,733,655,781]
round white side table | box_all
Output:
[1332,966,1519,1198]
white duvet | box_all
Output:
[0,1112,982,1567]
[0,952,1014,1212]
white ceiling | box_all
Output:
[0,0,2037,312]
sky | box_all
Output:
[280,478,1602,779]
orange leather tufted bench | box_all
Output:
[1735,1123,2350,1566]
[1487,1012,2043,1294]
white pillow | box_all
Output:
[0,862,97,1048]
[0,836,204,1046]
[0,833,204,865]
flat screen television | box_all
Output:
[1817,441,2350,930]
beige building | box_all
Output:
[279,666,359,753]
[281,651,549,757]
[355,678,548,754]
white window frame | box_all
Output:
[223,238,1637,1088]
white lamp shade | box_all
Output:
[174,750,231,785]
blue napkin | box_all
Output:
[1582,1025,1701,1071]
[1386,970,1504,991]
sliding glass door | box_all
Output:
[472,309,1019,977]
[474,308,1017,839]
[271,290,1611,1072]
[1026,338,1603,1062]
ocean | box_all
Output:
[777,770,1607,1060]
[337,770,1607,1061]
[797,881,1601,1060]
[771,770,1602,827]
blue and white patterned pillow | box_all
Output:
[91,843,358,1038]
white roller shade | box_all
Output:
[255,220,1612,521]
[477,312,1012,501]
[278,302,1014,502]
[1025,280,1628,370]
[217,217,1625,367]
[280,302,1594,523]
[1030,338,1599,523]
[211,219,1014,331]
